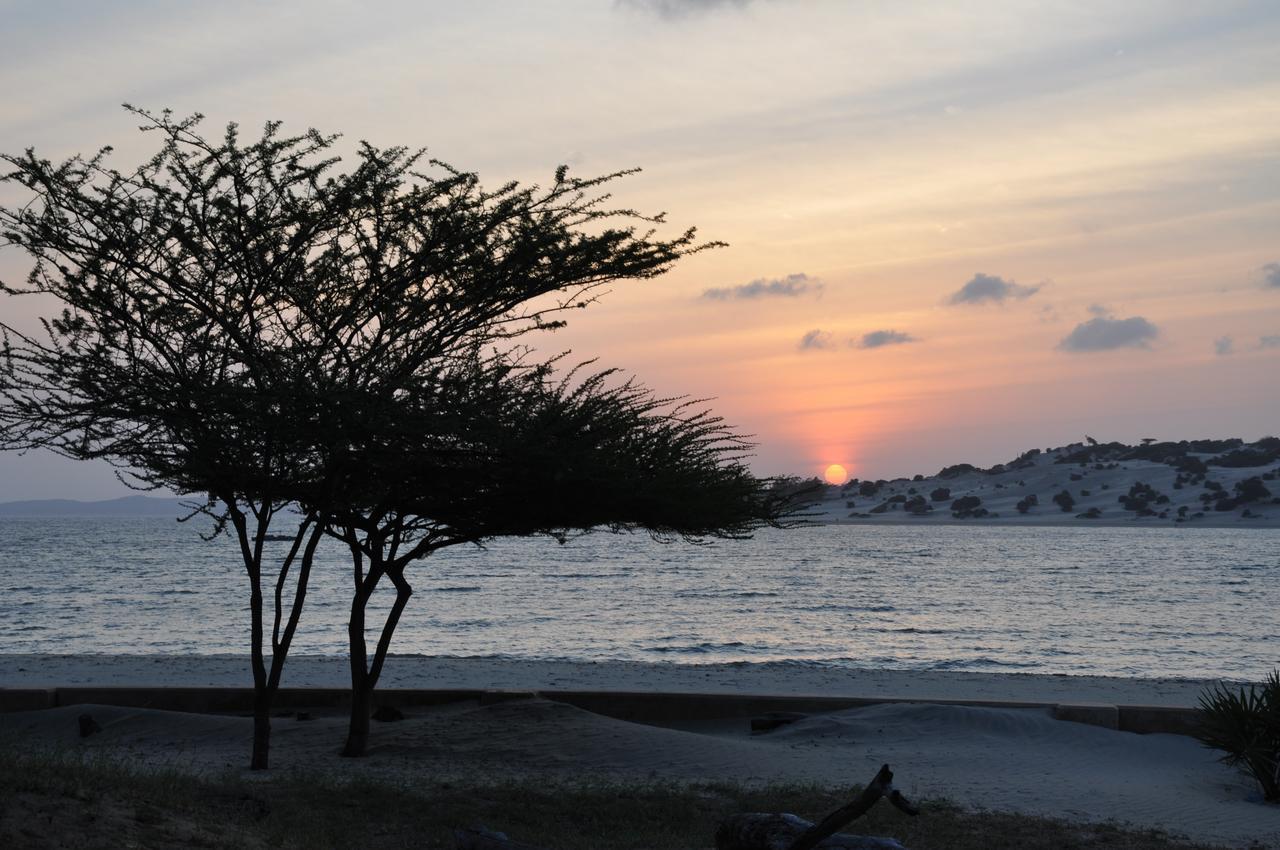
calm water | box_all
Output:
[0,518,1275,679]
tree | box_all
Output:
[312,355,790,755]
[0,107,792,765]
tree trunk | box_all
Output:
[344,679,372,758]
[251,687,272,771]
[234,509,273,771]
[343,567,374,758]
[342,547,413,758]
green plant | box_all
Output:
[1195,670,1280,801]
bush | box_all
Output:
[1235,477,1272,504]
[949,495,987,519]
[903,495,931,515]
[1052,490,1075,512]
[1196,670,1280,801]
[1015,494,1038,514]
[1176,456,1208,475]
[930,487,951,502]
[1119,481,1165,513]
[1210,448,1280,468]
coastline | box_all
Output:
[815,512,1280,530]
[0,653,1233,707]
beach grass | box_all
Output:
[0,744,1233,850]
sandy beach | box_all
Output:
[0,652,1236,704]
[2,655,1276,847]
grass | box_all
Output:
[0,745,1236,850]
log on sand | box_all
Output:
[454,827,550,850]
[453,764,918,850]
[715,764,918,850]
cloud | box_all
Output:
[1263,262,1280,289]
[1261,335,1280,349]
[1058,313,1159,352]
[798,329,834,351]
[618,0,753,17]
[857,329,917,349]
[703,272,820,301]
[947,273,1042,306]
[1214,336,1234,356]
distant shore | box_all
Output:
[816,511,1280,529]
[0,653,1234,707]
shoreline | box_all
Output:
[0,654,1234,707]
[816,512,1280,530]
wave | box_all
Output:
[797,603,897,613]
[923,656,1039,671]
[643,640,771,654]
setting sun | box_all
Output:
[823,463,848,485]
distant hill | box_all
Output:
[0,495,188,517]
[810,437,1280,528]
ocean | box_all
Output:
[1,517,1275,680]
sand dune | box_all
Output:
[2,698,1275,847]
[812,441,1280,528]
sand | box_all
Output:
[1,698,1276,848]
[2,655,1277,847]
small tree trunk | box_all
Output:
[233,509,273,771]
[251,687,272,771]
[344,679,373,758]
[342,562,413,758]
[343,568,374,758]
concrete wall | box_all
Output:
[0,686,1202,736]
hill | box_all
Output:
[810,437,1280,528]
[0,495,188,517]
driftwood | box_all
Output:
[453,765,917,850]
[715,764,918,850]
[454,827,550,850]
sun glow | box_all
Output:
[823,463,848,485]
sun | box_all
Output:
[823,463,848,485]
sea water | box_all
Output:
[0,517,1275,679]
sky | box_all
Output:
[1,0,1278,499]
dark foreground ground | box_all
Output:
[0,745,1240,850]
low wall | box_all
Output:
[0,686,1202,736]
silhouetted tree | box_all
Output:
[317,356,790,756]
[0,107,792,766]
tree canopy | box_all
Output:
[1,107,797,767]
